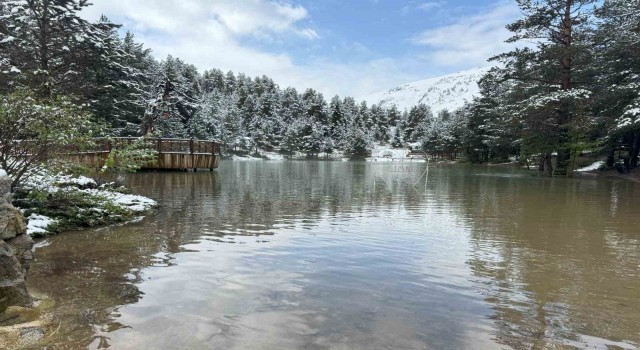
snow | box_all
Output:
[577,161,604,172]
[54,175,96,187]
[1,36,15,43]
[83,189,157,212]
[370,145,410,159]
[0,169,6,177]
[366,144,427,162]
[364,67,491,113]
[263,152,285,161]
[9,66,21,73]
[26,214,56,235]
[232,154,261,161]
[19,171,157,235]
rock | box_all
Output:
[0,178,11,200]
[6,234,34,276]
[0,202,27,240]
[0,176,34,313]
[0,241,31,313]
[0,304,55,349]
[19,326,45,344]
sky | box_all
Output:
[81,0,520,99]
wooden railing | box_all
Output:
[84,137,221,156]
[64,137,221,170]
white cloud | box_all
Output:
[82,0,315,39]
[418,1,446,11]
[79,0,518,98]
[411,1,519,67]
[81,0,410,97]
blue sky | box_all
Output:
[82,0,518,98]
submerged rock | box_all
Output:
[0,303,55,349]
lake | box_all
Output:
[28,161,640,349]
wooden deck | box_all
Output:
[67,137,221,170]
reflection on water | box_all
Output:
[28,161,640,349]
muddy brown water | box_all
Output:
[27,161,640,349]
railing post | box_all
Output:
[190,138,194,170]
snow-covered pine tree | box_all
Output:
[87,18,153,135]
[301,89,329,156]
[594,0,640,169]
[329,95,345,142]
[191,90,223,141]
[488,0,597,176]
[145,56,200,137]
[467,72,521,164]
[279,87,304,154]
[0,0,108,97]
[404,104,432,143]
[390,125,404,148]
[368,103,383,143]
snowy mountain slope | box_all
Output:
[364,67,491,113]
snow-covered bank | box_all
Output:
[577,161,605,172]
[14,172,156,236]
[366,144,427,162]
[25,214,56,235]
[227,144,430,162]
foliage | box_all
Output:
[13,183,138,237]
[0,89,95,189]
[102,138,158,173]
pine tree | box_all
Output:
[404,104,432,143]
[488,0,597,176]
[0,0,112,97]
[594,0,640,169]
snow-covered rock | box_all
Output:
[364,67,491,113]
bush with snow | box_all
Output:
[14,172,156,236]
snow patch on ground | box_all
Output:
[0,169,6,177]
[26,214,56,235]
[232,154,262,161]
[577,161,604,172]
[55,175,97,187]
[17,171,157,235]
[263,152,285,160]
[83,189,156,213]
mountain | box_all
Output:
[364,67,491,113]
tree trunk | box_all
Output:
[538,156,545,172]
[37,0,51,97]
[606,147,615,168]
[543,153,553,177]
[555,128,572,177]
[629,131,640,169]
[554,0,574,177]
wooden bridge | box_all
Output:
[67,137,221,171]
